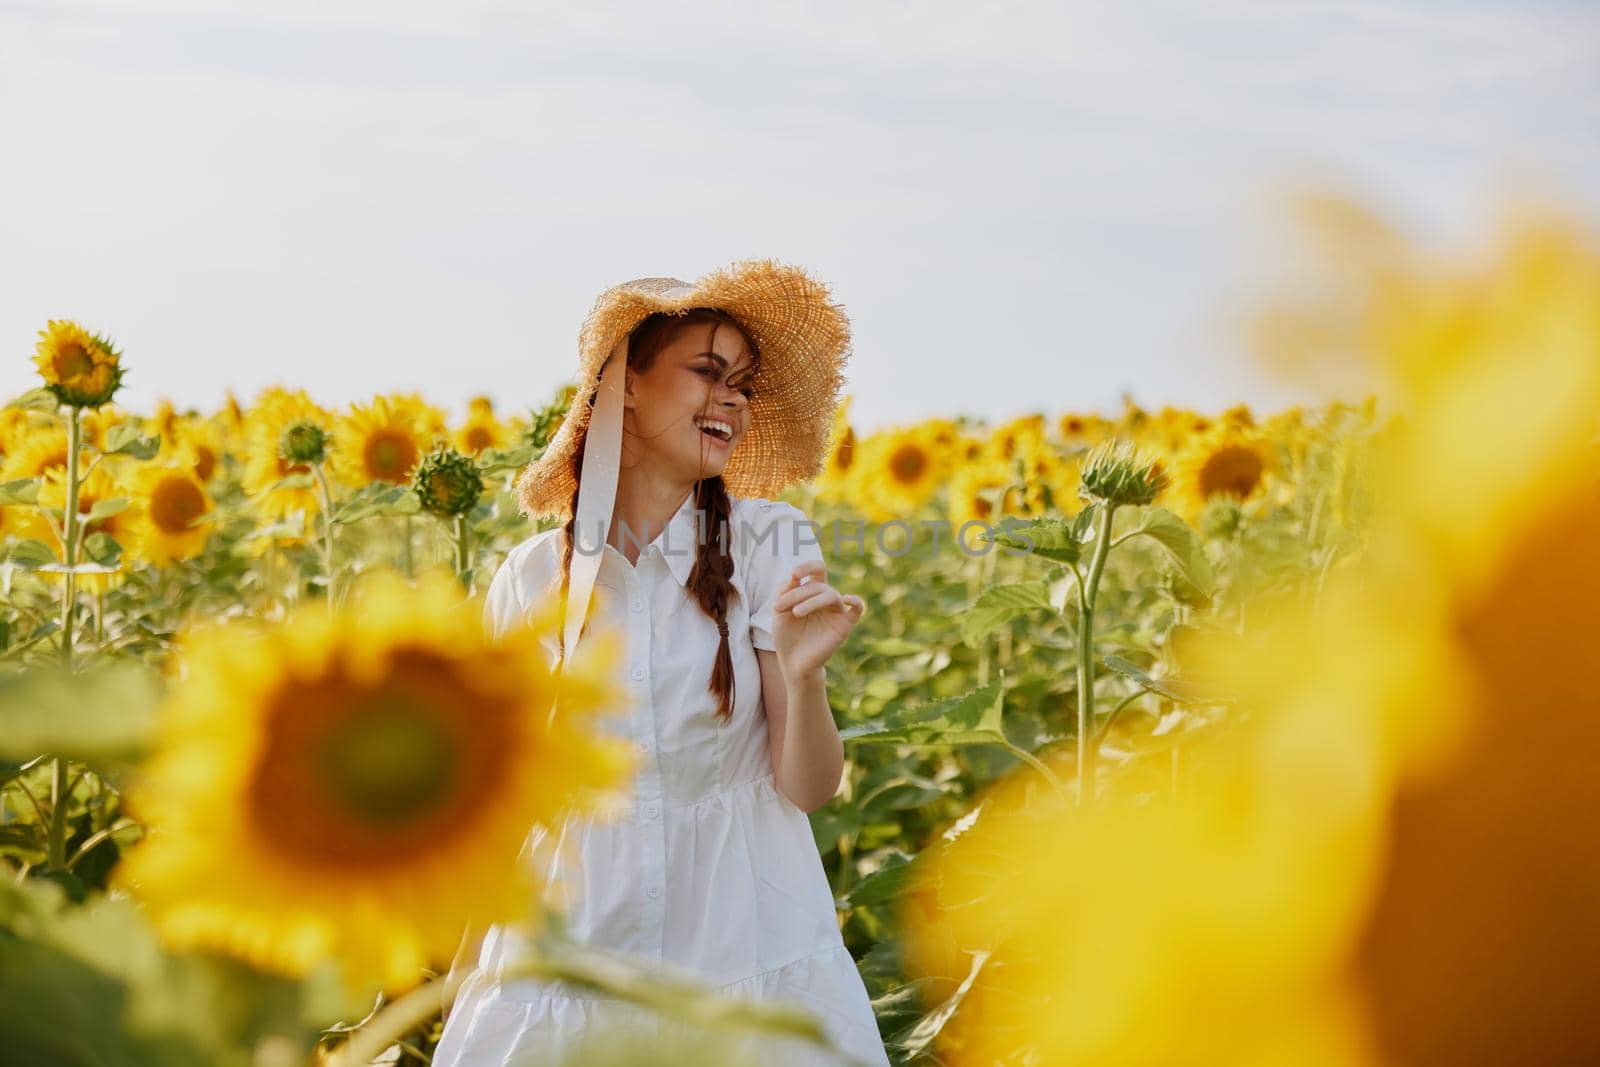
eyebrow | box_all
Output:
[694,352,754,374]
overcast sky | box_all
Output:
[3,1,1596,433]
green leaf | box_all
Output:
[808,808,865,855]
[0,478,40,506]
[840,681,1008,748]
[0,878,347,1067]
[960,563,1062,646]
[1119,506,1216,598]
[267,473,317,492]
[983,518,1081,564]
[84,497,129,523]
[36,561,122,575]
[103,423,161,460]
[862,637,925,657]
[476,441,536,475]
[83,532,124,566]
[6,387,60,413]
[838,853,913,909]
[0,660,162,771]
[885,947,991,1057]
[5,538,60,569]
[1103,654,1228,706]
[1104,654,1187,701]
[331,483,421,523]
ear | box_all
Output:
[620,364,636,410]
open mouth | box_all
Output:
[694,418,736,447]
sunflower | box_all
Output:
[946,462,1011,547]
[111,566,636,998]
[0,407,43,461]
[79,404,140,452]
[983,413,1048,467]
[0,423,78,483]
[331,394,447,490]
[24,462,140,595]
[161,412,225,484]
[1168,426,1279,525]
[240,387,332,524]
[453,401,512,459]
[812,395,858,507]
[32,319,125,408]
[851,423,948,523]
[1054,411,1110,450]
[128,453,214,566]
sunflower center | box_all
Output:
[1199,446,1265,500]
[365,429,419,483]
[835,427,855,471]
[317,695,460,824]
[889,444,928,485]
[464,426,493,454]
[55,341,95,381]
[194,445,216,483]
[246,649,511,870]
[150,476,206,532]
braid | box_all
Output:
[689,476,739,722]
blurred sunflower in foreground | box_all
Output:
[111,567,637,999]
[900,198,1600,1065]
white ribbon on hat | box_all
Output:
[559,286,696,676]
[558,334,629,682]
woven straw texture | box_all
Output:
[514,258,852,523]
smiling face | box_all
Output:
[621,318,757,483]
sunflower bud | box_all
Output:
[412,448,484,518]
[32,319,125,409]
[528,385,577,451]
[278,421,329,465]
[1079,438,1167,507]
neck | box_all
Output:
[608,472,698,566]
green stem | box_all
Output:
[1003,741,1066,796]
[1074,503,1117,806]
[402,513,414,577]
[1092,689,1145,750]
[47,408,83,871]
[453,513,472,591]
[312,462,338,610]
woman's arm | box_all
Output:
[758,650,844,813]
[756,557,865,813]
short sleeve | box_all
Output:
[482,550,526,643]
[741,500,826,652]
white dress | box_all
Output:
[432,493,891,1067]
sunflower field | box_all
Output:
[3,197,1599,1066]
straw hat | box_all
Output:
[513,257,852,666]
[514,258,852,524]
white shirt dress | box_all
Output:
[431,493,891,1067]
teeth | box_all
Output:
[695,418,734,441]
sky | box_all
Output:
[2,0,1596,434]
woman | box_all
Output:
[432,261,890,1066]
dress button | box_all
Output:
[644,803,660,819]
[636,739,651,754]
[645,885,661,899]
[631,598,645,613]
[631,666,645,681]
